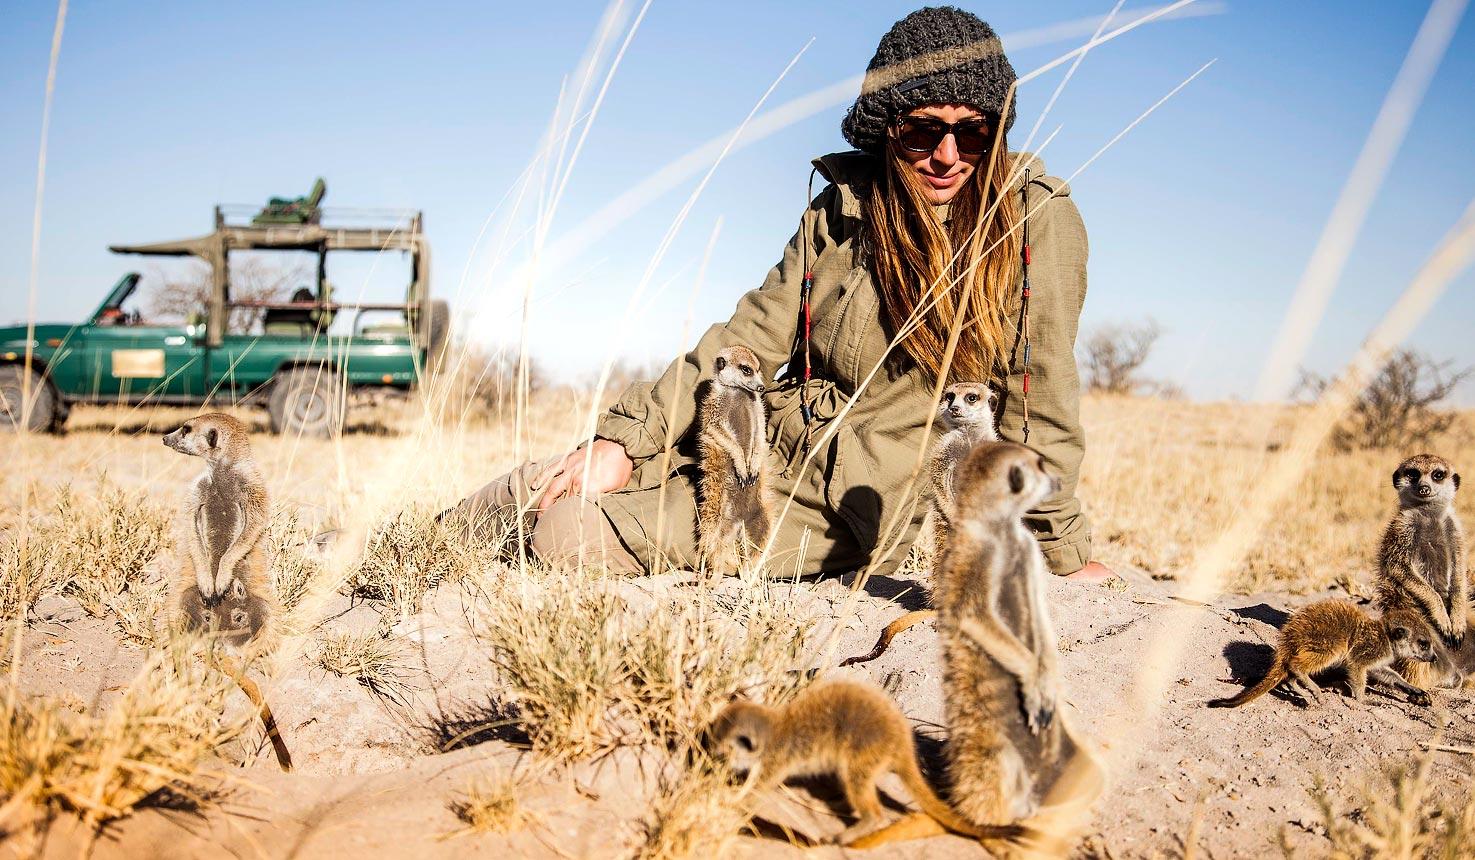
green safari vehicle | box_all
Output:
[0,185,446,437]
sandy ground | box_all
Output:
[14,561,1475,859]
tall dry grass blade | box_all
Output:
[515,1,1221,281]
[1255,0,1470,401]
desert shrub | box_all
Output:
[1301,349,1471,452]
[470,574,631,760]
[349,506,494,625]
[0,640,244,830]
[1294,757,1475,859]
[633,756,748,860]
[1079,318,1163,395]
[445,770,543,837]
[624,585,811,741]
[466,565,815,763]
[52,484,172,619]
[268,510,324,615]
[312,630,413,703]
[1,483,171,635]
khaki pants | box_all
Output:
[452,456,644,573]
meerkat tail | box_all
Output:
[840,610,936,667]
[213,653,294,771]
[893,749,1035,845]
[1208,658,1287,708]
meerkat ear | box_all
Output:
[206,428,218,448]
[1454,473,1461,490]
[1392,470,1401,490]
[1009,465,1025,494]
[714,355,727,373]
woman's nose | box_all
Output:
[934,133,959,165]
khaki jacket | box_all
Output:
[594,151,1091,576]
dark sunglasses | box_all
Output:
[891,115,993,156]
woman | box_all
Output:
[456,7,1112,582]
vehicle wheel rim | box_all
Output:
[289,388,329,426]
[0,381,21,423]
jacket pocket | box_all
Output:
[823,422,883,551]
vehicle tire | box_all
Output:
[0,365,58,433]
[268,366,343,438]
[425,299,451,370]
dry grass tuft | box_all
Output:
[1,479,172,645]
[0,637,245,830]
[466,564,815,763]
[470,570,631,760]
[633,755,749,860]
[349,506,495,625]
[52,483,172,618]
[268,510,323,616]
[624,581,812,741]
[445,770,543,837]
[1295,757,1475,859]
[312,630,414,703]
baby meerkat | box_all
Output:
[696,345,772,572]
[934,441,1101,828]
[842,383,999,667]
[1376,454,1469,689]
[706,679,1031,847]
[163,413,291,771]
[1208,600,1438,708]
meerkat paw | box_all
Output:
[1020,685,1055,735]
[1406,687,1432,707]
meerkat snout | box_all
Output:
[163,420,220,458]
[938,382,997,429]
[1392,454,1460,507]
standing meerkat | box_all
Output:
[163,413,292,771]
[706,679,1032,847]
[933,441,1102,831]
[1375,454,1469,689]
[919,381,1000,563]
[1208,600,1438,708]
[842,383,998,667]
[696,345,772,572]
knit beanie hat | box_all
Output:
[842,6,1017,154]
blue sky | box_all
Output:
[3,1,1473,402]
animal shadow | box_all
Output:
[1227,602,1291,629]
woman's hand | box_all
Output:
[535,439,635,509]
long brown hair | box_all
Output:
[861,133,1021,385]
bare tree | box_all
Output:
[1300,349,1471,451]
[146,256,309,334]
[1079,319,1162,395]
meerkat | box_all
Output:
[163,413,292,771]
[842,383,998,667]
[1375,453,1470,690]
[1208,600,1438,708]
[696,345,772,572]
[919,382,1000,562]
[706,679,1032,847]
[932,441,1102,831]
